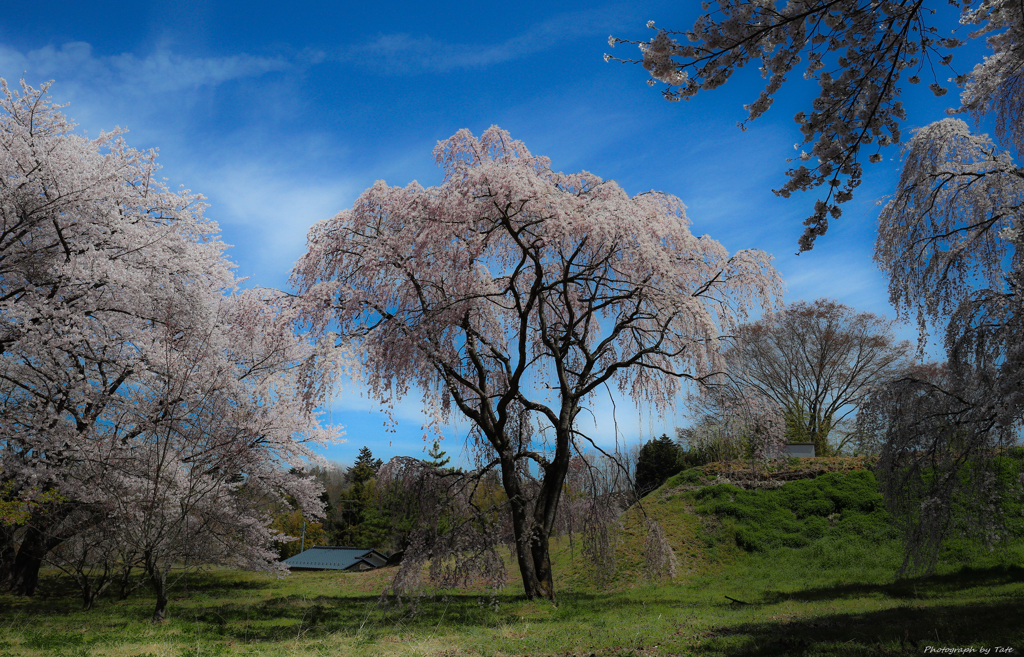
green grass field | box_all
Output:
[3,460,1022,656]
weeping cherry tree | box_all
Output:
[293,127,782,600]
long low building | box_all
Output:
[283,546,389,571]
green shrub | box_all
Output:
[795,498,834,518]
[666,468,703,486]
[836,510,896,540]
[693,483,745,503]
[804,516,828,539]
[692,471,892,553]
[778,471,883,517]
[734,528,766,552]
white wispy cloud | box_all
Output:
[338,8,628,74]
[200,160,360,285]
[0,42,294,95]
[0,40,361,289]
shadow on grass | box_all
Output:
[5,573,272,618]
[704,598,1024,656]
[9,567,1022,653]
[759,564,1024,605]
[25,572,78,601]
[168,590,658,643]
[175,571,275,593]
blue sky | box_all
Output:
[1,1,974,467]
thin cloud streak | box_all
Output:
[0,42,296,95]
[337,8,628,74]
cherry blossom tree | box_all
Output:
[877,117,1022,405]
[0,80,336,608]
[856,363,1019,575]
[609,0,1020,251]
[88,289,335,621]
[375,456,512,597]
[685,385,790,463]
[676,419,744,465]
[44,511,122,610]
[868,3,1023,570]
[869,105,1023,573]
[292,126,782,600]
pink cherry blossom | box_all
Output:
[609,1,1024,251]
[293,126,782,600]
[0,81,338,617]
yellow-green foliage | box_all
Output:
[271,509,327,560]
[0,481,64,526]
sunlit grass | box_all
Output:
[5,460,1023,656]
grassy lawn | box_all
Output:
[4,461,1023,656]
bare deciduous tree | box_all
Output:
[699,299,913,457]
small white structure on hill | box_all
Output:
[783,443,816,458]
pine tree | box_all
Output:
[635,434,684,496]
[326,447,388,548]
[425,440,451,469]
[347,447,383,485]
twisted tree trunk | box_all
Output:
[150,568,170,623]
[496,418,572,601]
[7,524,53,596]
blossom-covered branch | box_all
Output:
[609,1,1024,250]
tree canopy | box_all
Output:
[611,0,1023,251]
[0,81,335,618]
[635,435,685,496]
[700,298,913,457]
[292,125,782,599]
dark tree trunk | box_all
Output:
[512,524,555,600]
[508,483,561,601]
[0,525,19,585]
[72,564,114,610]
[499,452,548,599]
[81,579,112,611]
[5,505,105,596]
[81,580,93,610]
[529,535,555,600]
[7,524,49,596]
[497,419,572,602]
[118,560,146,600]
[150,569,169,622]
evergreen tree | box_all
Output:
[635,434,685,496]
[347,447,383,485]
[424,440,451,469]
[326,447,388,548]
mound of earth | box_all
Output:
[667,456,876,491]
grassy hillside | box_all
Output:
[2,458,1022,656]
[560,455,1024,590]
